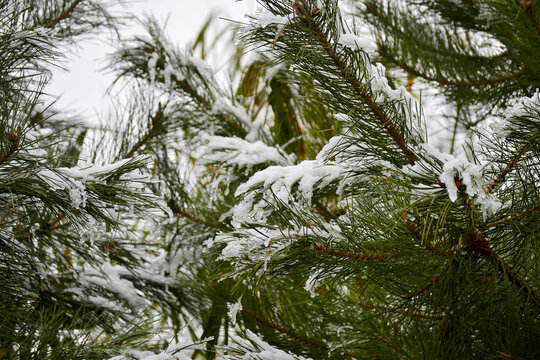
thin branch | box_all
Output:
[46,0,84,28]
[167,198,220,229]
[311,243,398,260]
[0,199,14,226]
[124,102,164,159]
[403,275,439,300]
[467,230,540,309]
[496,351,525,360]
[403,219,451,256]
[486,143,531,193]
[292,278,443,320]
[0,126,22,166]
[485,203,540,228]
[225,295,330,351]
[519,0,540,37]
[369,331,410,359]
[299,13,416,164]
[378,44,523,87]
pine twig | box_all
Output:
[167,198,220,229]
[519,0,540,37]
[124,102,164,159]
[0,199,14,226]
[496,351,525,360]
[311,243,398,260]
[467,230,540,309]
[486,143,531,194]
[485,202,540,228]
[403,275,439,300]
[46,0,84,28]
[378,44,523,88]
[295,9,416,165]
[225,295,330,351]
[0,126,22,166]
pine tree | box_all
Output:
[0,1,171,358]
[107,0,540,358]
[4,0,540,359]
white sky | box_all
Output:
[47,0,258,123]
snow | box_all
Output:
[211,98,252,131]
[109,338,213,360]
[81,264,147,309]
[304,270,323,298]
[221,329,312,360]
[485,90,540,140]
[338,33,377,53]
[38,159,137,209]
[439,157,502,218]
[249,7,289,29]
[230,160,343,226]
[196,133,289,167]
[402,143,502,219]
[228,297,243,325]
[148,52,160,83]
[58,158,132,180]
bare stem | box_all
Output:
[46,0,84,28]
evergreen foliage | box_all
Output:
[2,0,540,359]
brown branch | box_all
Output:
[403,275,439,300]
[370,332,410,359]
[46,0,84,28]
[299,14,416,165]
[172,207,219,229]
[487,144,531,194]
[124,103,164,159]
[485,203,540,228]
[0,199,14,226]
[293,278,443,320]
[378,44,523,87]
[167,196,220,229]
[312,243,398,260]
[0,126,22,166]
[468,230,540,309]
[496,351,525,360]
[226,295,329,351]
[520,0,540,37]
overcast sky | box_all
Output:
[47,0,258,123]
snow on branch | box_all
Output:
[217,329,312,360]
[232,160,344,224]
[195,133,291,168]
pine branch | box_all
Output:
[485,202,540,228]
[46,0,84,28]
[124,102,164,159]
[0,126,22,166]
[404,219,451,256]
[224,294,330,351]
[311,243,398,260]
[370,331,410,359]
[519,0,540,37]
[0,198,14,226]
[467,230,540,309]
[486,142,532,193]
[304,281,444,320]
[402,275,439,301]
[167,198,220,229]
[496,351,525,360]
[296,9,416,165]
[378,44,523,87]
